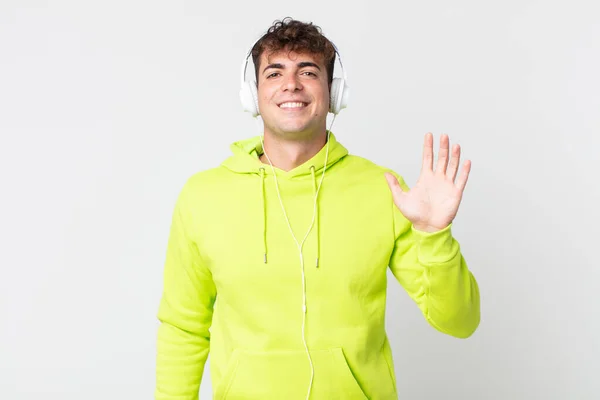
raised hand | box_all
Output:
[384,133,471,233]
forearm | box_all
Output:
[390,221,480,338]
[155,276,215,399]
[155,318,210,400]
[412,224,480,338]
[420,256,480,338]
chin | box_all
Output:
[280,125,309,133]
[280,123,321,136]
[280,120,325,135]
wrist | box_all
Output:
[413,223,447,233]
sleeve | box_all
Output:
[155,180,217,399]
[386,171,480,339]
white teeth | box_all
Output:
[279,102,306,108]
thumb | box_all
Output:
[384,172,406,205]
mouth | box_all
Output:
[278,101,308,110]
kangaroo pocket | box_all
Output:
[214,348,368,400]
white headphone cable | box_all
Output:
[260,115,337,400]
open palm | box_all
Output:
[385,133,471,233]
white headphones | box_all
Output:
[239,40,350,117]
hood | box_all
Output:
[220,131,348,268]
[221,131,348,178]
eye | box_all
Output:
[266,72,280,79]
[302,71,317,77]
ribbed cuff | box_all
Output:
[411,223,458,265]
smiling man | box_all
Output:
[155,17,480,400]
[255,35,333,171]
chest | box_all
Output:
[194,176,395,296]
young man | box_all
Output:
[156,18,480,400]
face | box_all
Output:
[256,49,330,140]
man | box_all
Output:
[156,18,480,400]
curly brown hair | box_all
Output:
[251,17,336,87]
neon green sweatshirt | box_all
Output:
[155,132,480,400]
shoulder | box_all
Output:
[173,166,230,205]
[341,154,409,187]
[185,167,227,187]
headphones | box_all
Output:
[239,40,350,117]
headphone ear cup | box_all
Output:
[240,80,260,117]
[329,77,349,114]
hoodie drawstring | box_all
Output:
[259,167,267,264]
[258,165,320,268]
[310,166,320,268]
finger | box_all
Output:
[447,143,461,182]
[455,160,471,192]
[421,132,434,172]
[436,134,450,175]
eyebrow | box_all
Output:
[262,61,322,74]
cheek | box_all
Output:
[257,85,273,104]
[320,86,330,104]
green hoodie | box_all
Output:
[156,132,480,400]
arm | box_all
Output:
[384,133,480,338]
[156,181,216,399]
[388,174,480,338]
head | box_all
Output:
[251,18,337,140]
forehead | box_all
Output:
[260,49,325,67]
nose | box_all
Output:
[281,73,303,92]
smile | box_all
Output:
[279,102,308,109]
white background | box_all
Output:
[1,0,599,399]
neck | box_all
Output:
[260,131,328,172]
